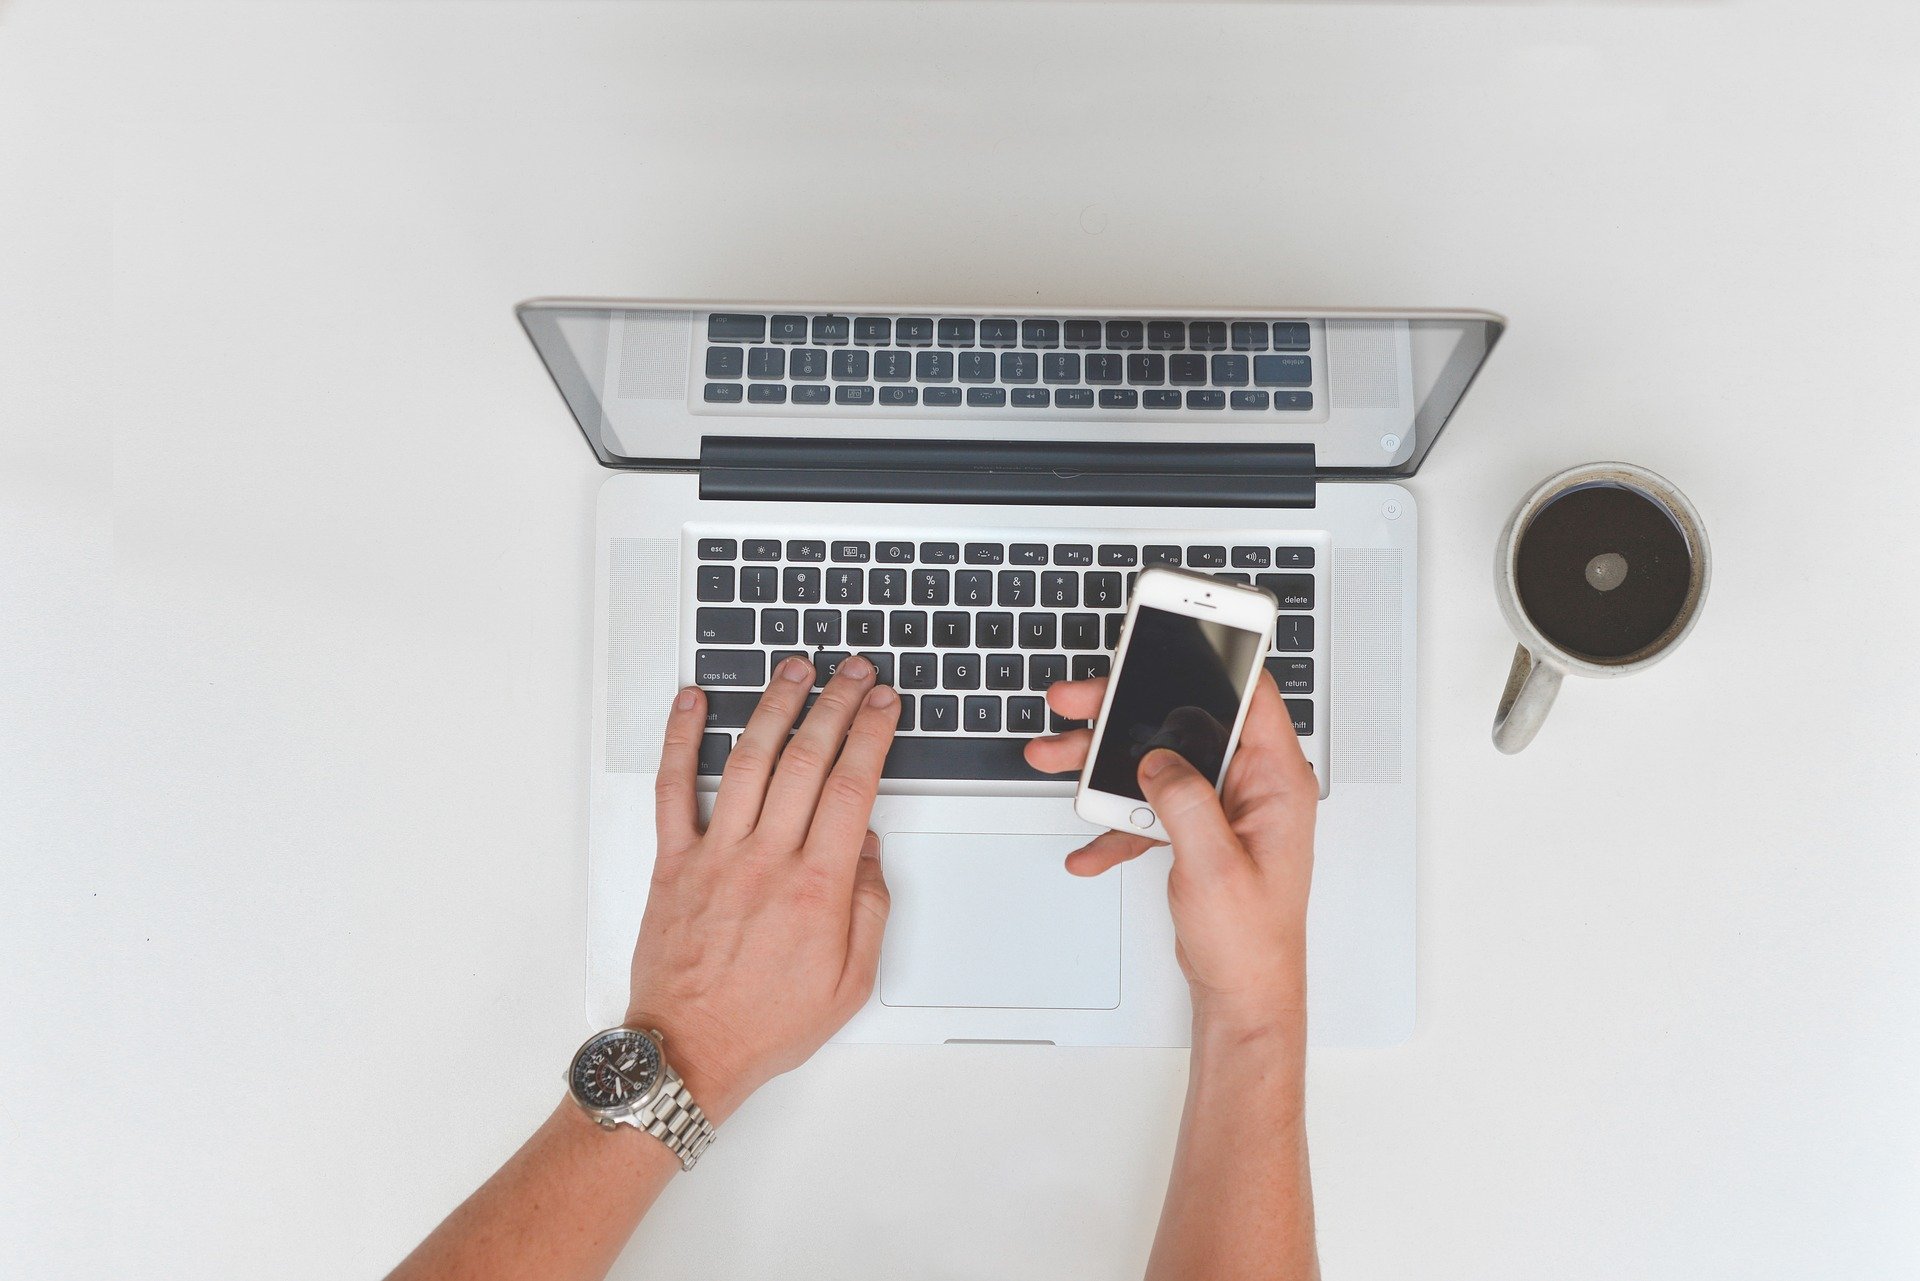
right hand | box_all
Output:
[1023,673,1318,1032]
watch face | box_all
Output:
[570,1029,663,1111]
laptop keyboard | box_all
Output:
[689,530,1324,783]
[698,312,1318,415]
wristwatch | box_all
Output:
[564,1026,716,1171]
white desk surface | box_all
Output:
[5,2,1918,1277]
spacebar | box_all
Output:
[882,737,1053,781]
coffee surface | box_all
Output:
[1515,483,1692,662]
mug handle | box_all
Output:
[1492,645,1564,754]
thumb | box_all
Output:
[1137,750,1247,878]
[841,831,891,1004]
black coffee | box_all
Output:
[1515,482,1693,663]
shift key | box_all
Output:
[694,649,766,687]
[703,690,765,729]
[695,607,755,644]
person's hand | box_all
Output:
[625,654,898,1122]
[1023,673,1317,1034]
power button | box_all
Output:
[1129,807,1156,829]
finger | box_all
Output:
[1022,728,1095,775]
[1220,672,1316,811]
[757,654,879,848]
[1043,677,1108,721]
[805,681,900,870]
[1137,749,1250,878]
[708,655,814,842]
[839,831,891,1007]
[653,686,707,856]
[1064,828,1159,877]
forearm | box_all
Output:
[385,1100,682,1281]
[1146,1009,1318,1281]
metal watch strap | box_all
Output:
[640,1071,715,1172]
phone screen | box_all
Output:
[1088,605,1266,801]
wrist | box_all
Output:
[622,1011,751,1126]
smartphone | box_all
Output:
[1074,567,1277,840]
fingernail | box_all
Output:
[865,683,896,707]
[861,831,880,858]
[840,654,872,679]
[780,657,812,682]
[675,687,698,710]
[1141,749,1178,779]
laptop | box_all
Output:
[519,301,1502,1047]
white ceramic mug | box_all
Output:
[1492,462,1711,754]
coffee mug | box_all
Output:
[1492,462,1711,753]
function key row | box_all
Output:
[698,538,1314,568]
[704,383,1311,410]
[708,313,1311,352]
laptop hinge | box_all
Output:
[697,436,1317,508]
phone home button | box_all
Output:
[1129,807,1156,829]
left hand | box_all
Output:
[624,654,898,1123]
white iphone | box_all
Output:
[1073,566,1277,841]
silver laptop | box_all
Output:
[519,301,1501,1047]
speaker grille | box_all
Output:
[605,538,680,771]
[1330,548,1406,784]
[616,311,692,401]
[1326,321,1403,410]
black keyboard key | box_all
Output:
[879,735,1055,779]
[695,607,754,644]
[1053,544,1092,566]
[697,731,732,776]
[769,314,808,343]
[708,313,766,341]
[890,610,929,645]
[1072,655,1112,681]
[704,382,743,403]
[1042,352,1081,384]
[1216,573,1251,585]
[1211,354,1249,386]
[924,386,963,406]
[1277,546,1314,568]
[920,695,960,732]
[979,318,1019,347]
[836,385,875,406]
[1011,387,1049,407]
[1169,354,1207,385]
[1146,320,1186,350]
[998,569,1037,607]
[873,350,912,381]
[706,346,745,378]
[879,386,918,406]
[740,566,777,602]
[1232,390,1269,410]
[937,318,976,346]
[1105,319,1144,349]
[696,566,736,601]
[1104,613,1125,648]
[869,568,907,604]
[954,570,993,606]
[958,351,995,382]
[812,315,850,344]
[1019,612,1057,649]
[1011,544,1048,565]
[825,567,863,603]
[932,612,970,647]
[915,350,954,382]
[860,651,895,686]
[1022,319,1060,348]
[1085,572,1122,608]
[921,542,959,564]
[1274,616,1314,652]
[1041,571,1078,608]
[1143,388,1181,409]
[1231,321,1269,351]
[853,316,892,345]
[694,649,765,687]
[847,610,885,647]
[832,349,870,381]
[1007,696,1046,734]
[896,317,935,346]
[877,540,915,563]
[1055,388,1094,408]
[748,384,787,404]
[1189,321,1228,350]
[1098,544,1138,566]
[1126,353,1165,384]
[761,609,800,646]
[1188,545,1227,568]
[966,386,1005,408]
[1028,653,1067,690]
[802,651,846,687]
[770,649,807,673]
[1050,711,1090,733]
[1285,699,1314,736]
[1098,389,1138,409]
[831,540,871,564]
[782,566,821,602]
[1264,657,1314,694]
[964,696,1002,733]
[899,652,938,689]
[894,693,916,732]
[1187,389,1225,409]
[1063,319,1103,348]
[1000,351,1038,383]
[787,540,825,562]
[1062,613,1100,649]
[912,569,950,605]
[1256,573,1314,610]
[1232,546,1271,569]
[744,538,781,562]
[986,653,1024,690]
[1253,354,1312,387]
[1086,354,1122,384]
[703,691,762,730]
[697,537,737,561]
[1274,321,1311,350]
[1274,390,1313,411]
[792,385,831,404]
[943,653,982,690]
[964,543,1005,565]
[975,612,1014,648]
[1144,545,1182,566]
[790,348,828,380]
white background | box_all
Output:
[4,2,1918,1277]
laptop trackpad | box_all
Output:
[878,832,1122,1010]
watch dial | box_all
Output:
[570,1029,662,1110]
